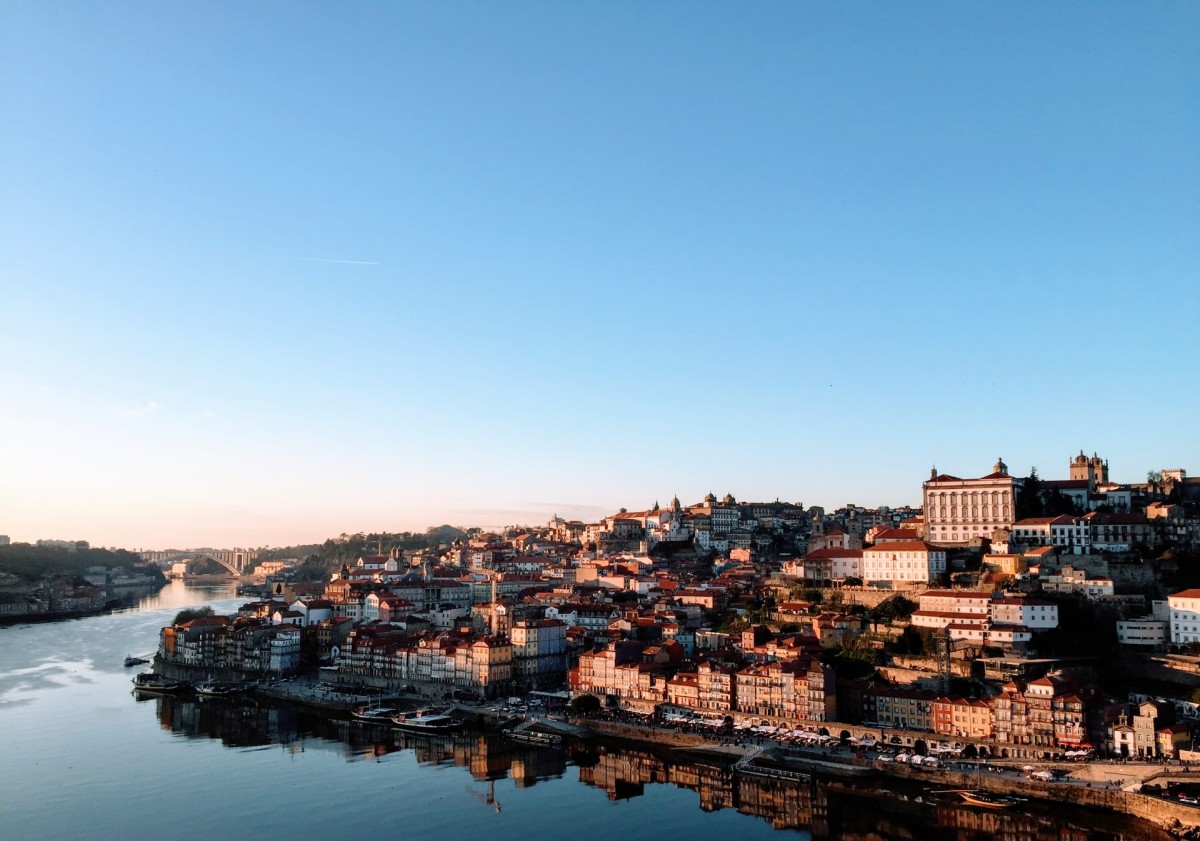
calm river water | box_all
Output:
[0,581,1171,841]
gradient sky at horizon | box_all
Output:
[2,2,1196,549]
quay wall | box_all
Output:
[575,718,1200,834]
[152,657,249,684]
[585,720,723,749]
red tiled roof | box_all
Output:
[1012,515,1076,526]
[920,590,992,599]
[863,541,936,553]
[804,548,864,559]
[873,528,920,540]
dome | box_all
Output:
[993,457,1008,475]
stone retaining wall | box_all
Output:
[578,718,1200,834]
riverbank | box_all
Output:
[0,580,167,626]
[576,717,1200,837]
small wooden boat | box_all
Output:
[957,791,1019,809]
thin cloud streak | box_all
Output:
[295,257,380,266]
[119,401,162,418]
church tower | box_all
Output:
[1070,450,1107,490]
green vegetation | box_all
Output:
[1030,594,1119,658]
[892,625,936,655]
[0,543,161,584]
[1015,467,1081,519]
[871,594,916,623]
[269,526,478,582]
[568,693,601,715]
[172,606,216,625]
[829,650,877,680]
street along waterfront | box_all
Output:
[0,582,1173,841]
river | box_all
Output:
[0,581,1171,840]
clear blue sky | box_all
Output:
[2,2,1196,549]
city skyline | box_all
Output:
[3,450,1179,550]
[3,4,1196,548]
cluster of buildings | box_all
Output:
[149,451,1200,759]
[0,560,163,621]
[909,589,1059,647]
[0,582,107,618]
[332,617,568,698]
[159,614,305,674]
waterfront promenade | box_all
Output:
[574,713,1200,837]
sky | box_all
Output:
[1,2,1197,550]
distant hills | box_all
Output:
[0,543,162,583]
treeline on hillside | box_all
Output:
[278,525,478,582]
[0,543,161,583]
[253,545,323,563]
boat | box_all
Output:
[390,709,464,734]
[352,705,401,723]
[957,791,1019,810]
[132,673,185,694]
[195,682,243,698]
[504,729,562,746]
[124,655,150,667]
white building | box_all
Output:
[1010,516,1091,554]
[861,541,946,586]
[788,548,863,582]
[268,626,302,673]
[1117,618,1168,648]
[1168,589,1200,646]
[989,597,1059,630]
[911,590,991,634]
[1040,565,1114,599]
[922,459,1021,546]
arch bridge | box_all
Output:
[160,551,249,577]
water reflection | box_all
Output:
[142,692,1167,841]
[143,693,568,780]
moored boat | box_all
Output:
[390,709,464,734]
[124,655,150,667]
[195,682,243,698]
[505,729,562,746]
[132,673,185,694]
[957,791,1019,810]
[352,705,401,723]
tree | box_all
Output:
[172,606,215,625]
[873,595,916,623]
[1016,468,1045,519]
[568,694,601,715]
[895,625,934,656]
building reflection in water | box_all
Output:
[141,694,1168,841]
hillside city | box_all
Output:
[107,451,1200,769]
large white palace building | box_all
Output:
[922,458,1023,546]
